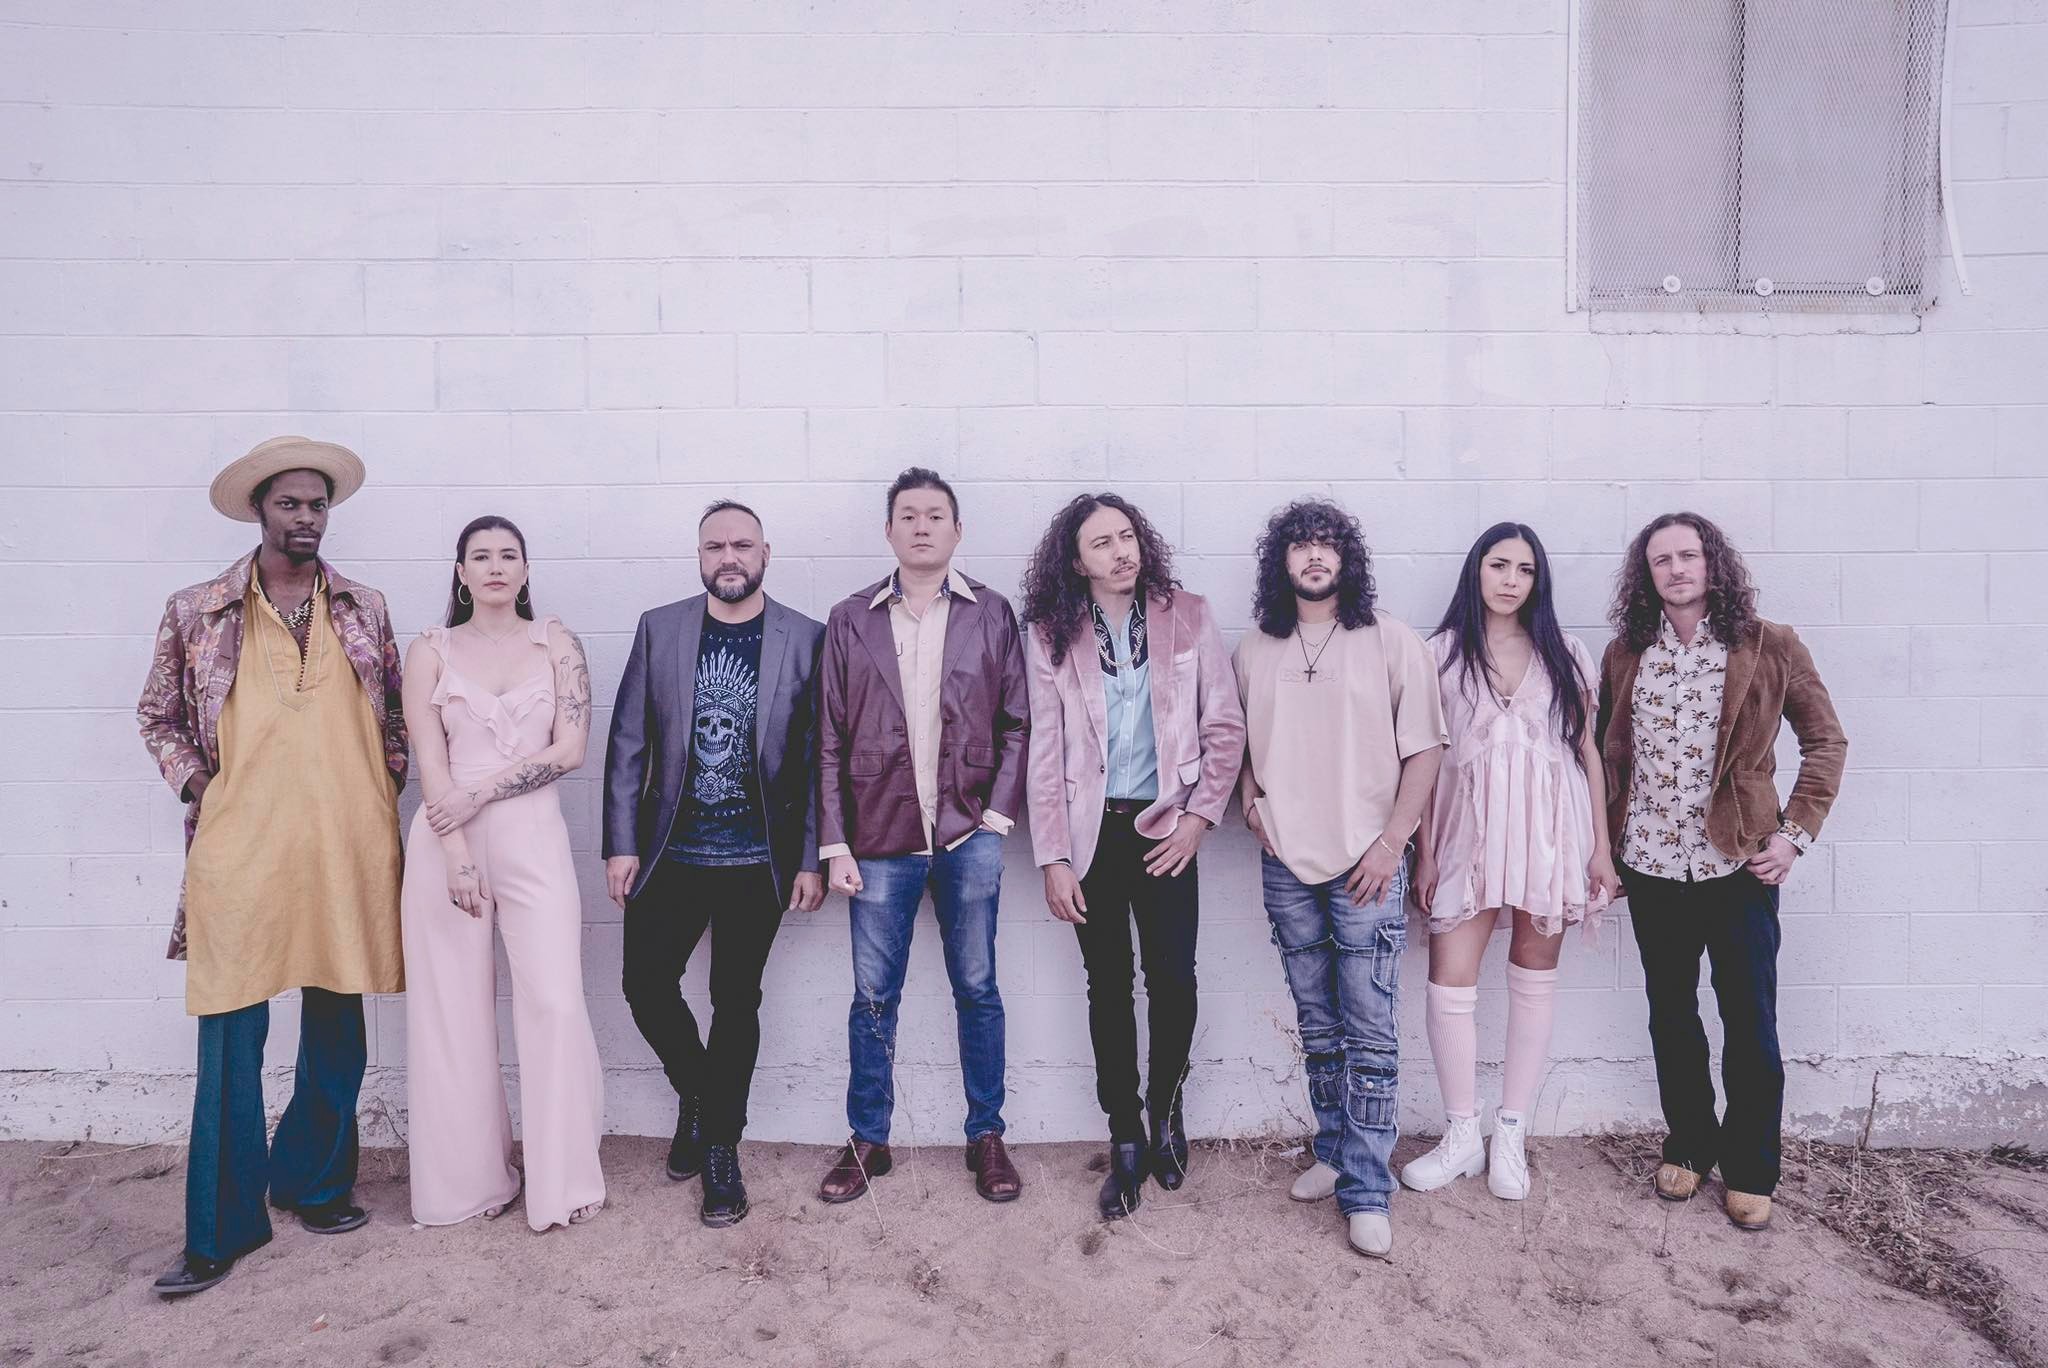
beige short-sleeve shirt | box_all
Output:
[1235,613,1448,885]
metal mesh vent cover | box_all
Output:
[1575,0,1950,314]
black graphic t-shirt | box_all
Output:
[667,612,771,867]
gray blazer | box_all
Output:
[602,593,826,905]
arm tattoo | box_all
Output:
[458,864,478,881]
[556,628,592,729]
[493,761,566,800]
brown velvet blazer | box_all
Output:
[817,572,1030,859]
[1596,618,1848,863]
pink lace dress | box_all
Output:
[1422,631,1607,937]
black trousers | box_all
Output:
[622,860,786,1145]
[1624,863,1784,1196]
[1073,810,1201,1143]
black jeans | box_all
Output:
[622,860,786,1145]
[1624,863,1784,1195]
[1073,809,1201,1143]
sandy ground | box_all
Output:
[1,1132,2037,1368]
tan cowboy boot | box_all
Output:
[1725,1189,1772,1230]
[1655,1162,1703,1201]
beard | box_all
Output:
[1291,575,1338,602]
[263,520,322,564]
[703,564,765,604]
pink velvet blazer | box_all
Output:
[1023,590,1245,879]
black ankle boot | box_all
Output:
[1097,1142,1146,1221]
[1147,1110,1189,1191]
[666,1094,704,1182]
[701,1144,749,1228]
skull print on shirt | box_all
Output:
[668,613,772,867]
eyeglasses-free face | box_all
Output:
[698,507,769,604]
[886,490,961,574]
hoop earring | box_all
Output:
[457,584,472,606]
[516,584,531,607]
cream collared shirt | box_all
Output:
[819,566,1012,861]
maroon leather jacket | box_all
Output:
[817,572,1030,859]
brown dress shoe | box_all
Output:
[1655,1162,1704,1202]
[818,1140,891,1204]
[1725,1189,1772,1230]
[966,1132,1022,1203]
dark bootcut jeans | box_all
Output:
[187,986,366,1263]
[845,829,1007,1145]
[622,859,788,1145]
[1260,851,1408,1218]
[1073,809,1200,1143]
[1623,863,1785,1197]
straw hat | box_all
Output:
[209,436,366,522]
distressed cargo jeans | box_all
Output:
[1261,850,1408,1217]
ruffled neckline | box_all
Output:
[419,616,559,758]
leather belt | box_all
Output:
[1103,799,1149,816]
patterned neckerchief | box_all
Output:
[1090,596,1148,677]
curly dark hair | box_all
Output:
[1253,498,1377,637]
[1610,511,1759,652]
[1020,492,1179,666]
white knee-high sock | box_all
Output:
[1501,963,1560,1119]
[1424,980,1480,1118]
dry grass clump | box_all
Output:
[1595,1130,2039,1368]
[1990,1143,2047,1173]
[1777,1138,2024,1363]
[34,1138,183,1183]
[1201,1129,1313,1187]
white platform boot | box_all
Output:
[1487,1109,1530,1200]
[1398,1113,1484,1193]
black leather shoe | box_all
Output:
[1147,1111,1190,1191]
[700,1144,749,1228]
[1097,1142,1146,1221]
[152,1248,244,1297]
[292,1200,368,1235]
[667,1094,704,1182]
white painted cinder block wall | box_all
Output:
[1,0,2043,1151]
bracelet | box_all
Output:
[1375,835,1399,859]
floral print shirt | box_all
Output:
[138,550,408,959]
[1622,615,1741,881]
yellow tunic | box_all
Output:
[180,570,404,1015]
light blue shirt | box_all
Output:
[1100,605,1159,802]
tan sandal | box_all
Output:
[483,1172,524,1221]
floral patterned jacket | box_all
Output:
[138,550,409,959]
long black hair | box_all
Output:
[1434,522,1588,762]
[1020,492,1179,666]
[445,515,533,628]
[1252,498,1377,637]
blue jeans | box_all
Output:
[846,830,1006,1145]
[187,988,365,1261]
[1262,851,1408,1217]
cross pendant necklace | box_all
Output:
[1296,622,1338,681]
